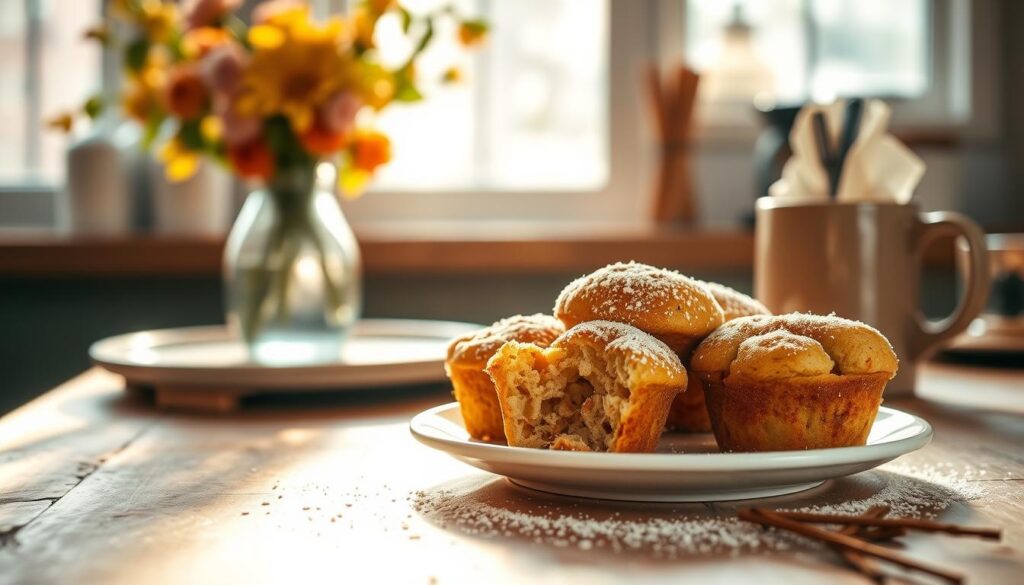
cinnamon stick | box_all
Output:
[771,510,1001,540]
[838,505,890,582]
[738,508,964,584]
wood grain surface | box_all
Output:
[0,363,1020,585]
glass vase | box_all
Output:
[223,165,362,365]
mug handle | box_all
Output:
[908,211,990,359]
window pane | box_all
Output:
[372,0,608,192]
[809,0,928,100]
[0,0,101,184]
[685,0,929,109]
[0,2,29,182]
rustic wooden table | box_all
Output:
[0,362,1021,585]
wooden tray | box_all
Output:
[90,319,480,412]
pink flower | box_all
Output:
[216,97,262,148]
[319,91,362,135]
[200,42,248,98]
[183,0,242,30]
[252,0,305,24]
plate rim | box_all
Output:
[410,402,933,472]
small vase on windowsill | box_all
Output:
[223,163,362,366]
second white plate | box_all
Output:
[411,403,932,502]
[91,319,481,391]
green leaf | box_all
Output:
[178,119,205,150]
[399,6,413,33]
[83,95,105,120]
[412,19,434,57]
[394,78,423,102]
[125,38,150,73]
[140,113,165,150]
[462,19,489,36]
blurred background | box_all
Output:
[1,0,1022,413]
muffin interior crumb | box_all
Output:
[492,343,632,452]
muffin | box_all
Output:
[690,313,899,452]
[666,281,771,432]
[446,314,564,441]
[554,262,724,356]
[485,321,687,453]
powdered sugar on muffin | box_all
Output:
[447,314,564,367]
[554,262,724,339]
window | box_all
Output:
[681,0,968,131]
[371,0,608,192]
[686,0,929,105]
[0,0,102,184]
[0,0,980,226]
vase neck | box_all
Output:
[268,165,318,198]
[265,164,321,215]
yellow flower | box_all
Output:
[237,12,351,132]
[200,115,223,142]
[159,139,201,182]
[339,166,370,198]
[122,74,163,121]
[355,62,395,110]
[351,5,377,50]
[139,0,178,42]
[442,66,462,84]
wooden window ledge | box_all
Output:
[0,221,957,278]
[0,224,754,277]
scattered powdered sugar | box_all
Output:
[412,464,985,559]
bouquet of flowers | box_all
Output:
[54,0,487,360]
[58,0,487,192]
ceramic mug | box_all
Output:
[754,198,990,395]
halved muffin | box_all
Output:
[690,313,898,452]
[485,321,687,453]
[446,314,564,441]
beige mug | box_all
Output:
[754,198,990,396]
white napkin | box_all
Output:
[768,99,926,204]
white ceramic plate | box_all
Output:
[91,319,480,390]
[410,403,933,502]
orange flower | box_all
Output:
[458,20,489,47]
[299,121,348,156]
[350,130,391,173]
[164,66,208,119]
[181,26,231,59]
[228,138,275,180]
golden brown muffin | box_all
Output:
[485,321,687,453]
[554,262,725,355]
[446,314,564,441]
[690,313,899,452]
[667,281,772,432]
